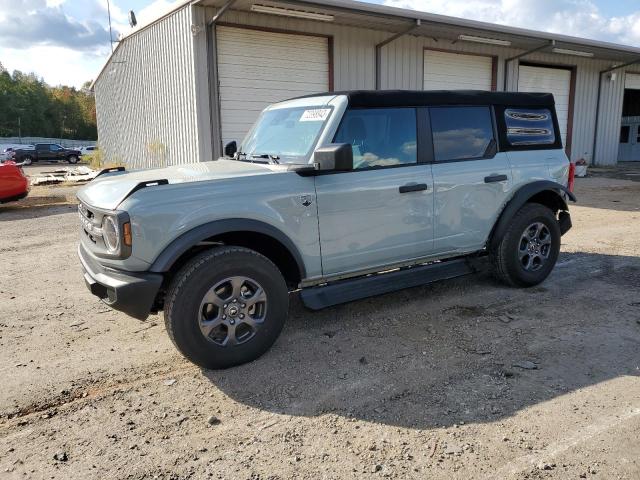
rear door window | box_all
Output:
[334,108,417,169]
[429,107,495,161]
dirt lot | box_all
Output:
[1,168,639,479]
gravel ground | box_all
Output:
[0,169,639,479]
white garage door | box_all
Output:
[518,65,572,147]
[625,73,640,89]
[424,50,494,91]
[217,26,330,145]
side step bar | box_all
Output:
[300,257,485,310]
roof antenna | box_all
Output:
[129,10,137,28]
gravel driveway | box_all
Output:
[0,171,639,479]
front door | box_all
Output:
[315,107,435,276]
[428,106,513,254]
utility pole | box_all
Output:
[61,115,66,139]
[106,0,114,53]
[18,116,21,144]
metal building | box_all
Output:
[93,0,640,168]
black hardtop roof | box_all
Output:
[295,90,556,108]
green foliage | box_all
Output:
[0,69,97,140]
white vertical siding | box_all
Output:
[94,5,627,168]
[94,5,200,169]
[594,71,625,166]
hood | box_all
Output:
[77,159,282,210]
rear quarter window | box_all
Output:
[504,108,556,146]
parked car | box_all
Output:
[79,146,97,155]
[1,145,34,162]
[12,143,81,165]
[0,160,29,203]
[77,90,576,369]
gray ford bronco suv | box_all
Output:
[78,90,575,369]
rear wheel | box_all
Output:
[164,246,289,369]
[490,203,561,287]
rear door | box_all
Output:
[429,106,513,254]
[315,107,435,276]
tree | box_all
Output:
[0,65,97,140]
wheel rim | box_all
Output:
[69,156,78,163]
[198,276,267,346]
[518,222,552,272]
[24,158,32,165]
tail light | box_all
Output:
[567,162,575,192]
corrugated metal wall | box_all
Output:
[95,4,628,168]
[595,71,626,165]
[201,7,626,165]
[383,37,622,164]
[94,5,201,169]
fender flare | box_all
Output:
[488,180,576,250]
[149,218,307,278]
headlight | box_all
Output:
[102,216,120,252]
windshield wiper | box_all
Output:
[233,152,280,164]
[249,153,280,164]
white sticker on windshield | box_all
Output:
[300,108,331,122]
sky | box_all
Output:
[0,0,639,88]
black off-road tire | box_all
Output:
[490,203,561,287]
[164,246,289,369]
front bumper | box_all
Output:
[78,244,163,320]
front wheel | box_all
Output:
[164,246,289,369]
[67,155,79,164]
[490,203,561,287]
[22,156,33,166]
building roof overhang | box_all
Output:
[197,0,640,63]
[93,0,640,89]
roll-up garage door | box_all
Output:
[518,64,572,148]
[625,73,640,89]
[216,26,330,146]
[424,50,494,91]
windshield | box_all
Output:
[239,106,333,164]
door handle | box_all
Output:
[484,174,508,183]
[399,183,428,193]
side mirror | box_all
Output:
[224,141,237,157]
[314,143,353,172]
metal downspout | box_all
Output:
[206,0,237,159]
[375,19,421,90]
[503,40,555,91]
[592,57,640,165]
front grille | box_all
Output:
[78,202,103,243]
